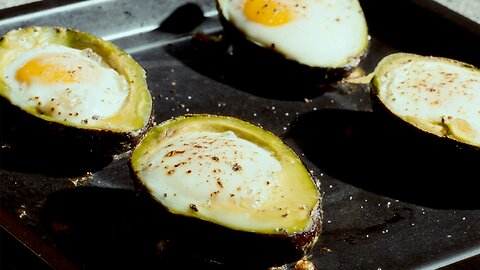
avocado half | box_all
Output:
[369,53,480,150]
[216,0,369,82]
[0,26,153,171]
[130,114,323,267]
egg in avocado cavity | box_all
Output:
[130,114,323,268]
[0,26,153,174]
[216,0,369,82]
[367,53,480,151]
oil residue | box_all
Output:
[295,258,316,270]
[66,172,93,187]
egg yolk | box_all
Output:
[16,53,97,85]
[243,0,293,26]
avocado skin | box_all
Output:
[131,181,323,269]
[369,82,479,155]
[216,6,369,83]
[0,95,153,175]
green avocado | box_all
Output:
[130,114,323,267]
[0,26,153,171]
[369,53,480,149]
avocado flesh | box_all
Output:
[371,53,480,148]
[0,26,152,134]
[130,114,321,235]
[216,0,369,70]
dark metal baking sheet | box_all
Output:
[1,0,480,269]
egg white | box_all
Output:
[136,130,292,232]
[380,60,480,145]
[3,44,129,127]
[218,0,369,68]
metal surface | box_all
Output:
[1,0,479,269]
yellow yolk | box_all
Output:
[16,53,96,85]
[243,0,292,26]
[5,45,129,127]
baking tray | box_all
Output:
[1,0,480,269]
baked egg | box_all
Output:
[370,53,480,148]
[0,26,153,134]
[217,0,369,69]
[0,26,153,157]
[3,44,129,126]
[130,114,323,267]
